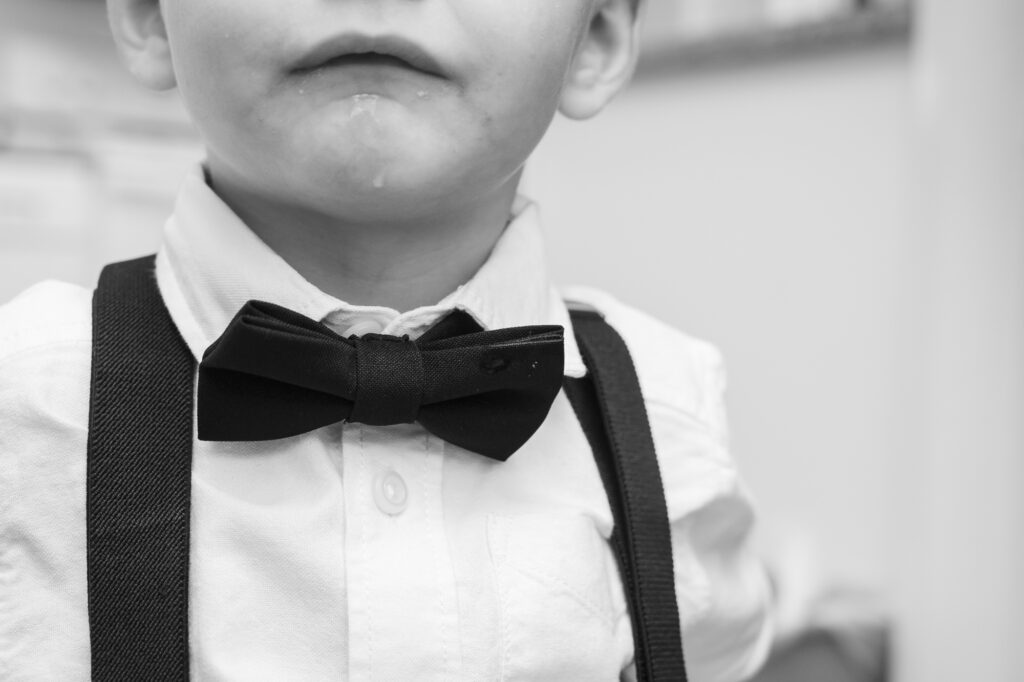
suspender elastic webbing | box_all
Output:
[565,309,688,682]
[87,256,195,681]
[86,259,685,681]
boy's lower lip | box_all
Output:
[293,58,450,97]
[305,53,431,75]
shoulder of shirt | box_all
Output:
[0,280,93,362]
[561,285,727,433]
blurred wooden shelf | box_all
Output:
[636,5,912,79]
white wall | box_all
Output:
[525,45,918,599]
[895,1,1024,679]
[0,0,198,300]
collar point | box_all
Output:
[563,359,588,379]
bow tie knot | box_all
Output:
[197,301,565,460]
[349,333,424,426]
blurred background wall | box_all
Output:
[0,0,198,295]
[2,0,1022,680]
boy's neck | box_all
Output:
[206,166,522,313]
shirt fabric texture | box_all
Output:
[0,167,773,681]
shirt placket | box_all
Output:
[342,422,460,682]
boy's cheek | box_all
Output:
[163,2,279,85]
[169,38,277,135]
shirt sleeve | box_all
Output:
[0,281,94,680]
[646,344,774,682]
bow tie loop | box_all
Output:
[349,333,424,426]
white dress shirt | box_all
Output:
[0,167,772,681]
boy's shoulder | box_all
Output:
[562,285,728,436]
[0,280,94,456]
[0,280,94,362]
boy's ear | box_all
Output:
[559,0,642,121]
[107,0,176,91]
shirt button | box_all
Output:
[343,319,385,338]
[373,469,408,516]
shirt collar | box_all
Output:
[156,166,585,377]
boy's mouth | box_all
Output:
[317,53,427,74]
[293,34,448,81]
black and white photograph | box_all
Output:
[1,0,1021,680]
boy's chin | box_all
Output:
[289,116,450,182]
[280,135,510,220]
[287,161,486,222]
[292,94,453,155]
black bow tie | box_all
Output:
[196,301,565,461]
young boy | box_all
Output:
[0,0,772,679]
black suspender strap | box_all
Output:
[87,256,195,680]
[564,309,688,682]
[86,260,684,681]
